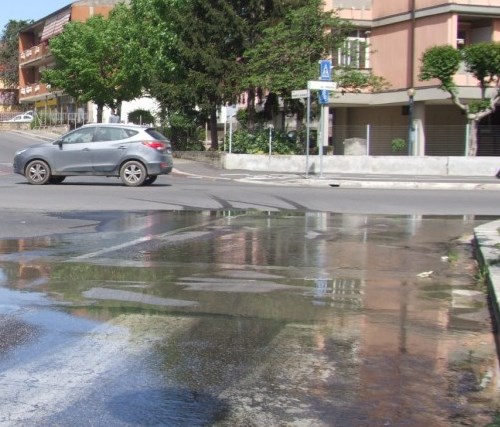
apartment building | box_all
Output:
[18,0,124,122]
[326,0,500,156]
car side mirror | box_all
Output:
[53,140,63,148]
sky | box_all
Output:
[1,0,72,33]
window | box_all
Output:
[93,127,130,142]
[333,30,370,69]
[62,127,94,144]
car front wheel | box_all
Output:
[26,160,51,185]
[120,161,146,186]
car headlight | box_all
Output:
[14,149,27,156]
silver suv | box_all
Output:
[13,123,173,186]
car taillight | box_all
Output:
[142,141,167,151]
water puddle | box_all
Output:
[0,211,498,426]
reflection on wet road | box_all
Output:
[0,211,498,426]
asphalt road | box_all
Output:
[0,131,498,235]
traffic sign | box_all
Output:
[320,60,332,81]
[318,90,329,104]
[291,89,308,99]
[308,80,337,90]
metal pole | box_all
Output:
[306,90,310,177]
[320,104,329,178]
[366,124,370,155]
[268,125,273,159]
[319,105,323,178]
[465,122,470,156]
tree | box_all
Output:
[0,20,33,89]
[420,42,500,156]
[242,0,385,135]
[42,11,143,122]
[129,0,246,149]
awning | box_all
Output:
[41,10,71,41]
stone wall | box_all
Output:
[174,151,500,177]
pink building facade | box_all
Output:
[327,0,500,156]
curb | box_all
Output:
[474,220,500,331]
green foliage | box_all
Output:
[391,138,406,152]
[127,109,156,125]
[235,109,249,128]
[468,99,492,114]
[0,20,33,88]
[462,42,500,84]
[243,0,350,98]
[161,111,205,151]
[226,129,300,154]
[419,45,462,92]
[42,11,144,121]
[335,68,389,93]
[128,0,247,149]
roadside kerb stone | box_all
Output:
[474,220,500,331]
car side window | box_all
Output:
[93,127,133,142]
[93,127,113,142]
[108,127,129,141]
[61,127,95,144]
[124,129,139,138]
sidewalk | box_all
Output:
[172,158,500,190]
[474,220,500,332]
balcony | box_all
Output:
[19,82,52,101]
[19,43,51,67]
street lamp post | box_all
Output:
[407,88,415,156]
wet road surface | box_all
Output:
[0,211,499,426]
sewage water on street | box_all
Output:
[0,211,499,426]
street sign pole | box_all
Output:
[318,60,332,178]
[306,89,311,178]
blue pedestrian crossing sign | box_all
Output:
[319,89,329,105]
[319,60,332,104]
[320,60,332,81]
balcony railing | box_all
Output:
[19,82,51,100]
[19,43,51,66]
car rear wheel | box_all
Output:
[120,160,146,187]
[26,160,51,185]
[143,175,158,186]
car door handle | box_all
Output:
[118,146,127,150]
[82,148,91,151]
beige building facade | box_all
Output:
[326,0,500,156]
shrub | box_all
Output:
[225,128,301,154]
[391,137,407,152]
[128,109,156,125]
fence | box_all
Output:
[331,124,470,156]
[0,111,88,129]
[220,122,500,157]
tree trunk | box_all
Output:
[247,88,256,130]
[210,108,219,150]
[468,119,478,156]
[97,103,104,123]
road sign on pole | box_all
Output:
[291,89,308,99]
[307,81,337,90]
[318,60,332,178]
[320,60,332,81]
[319,90,329,104]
